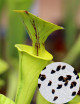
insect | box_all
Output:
[38,62,79,104]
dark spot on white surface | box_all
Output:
[72,81,77,86]
[62,65,66,70]
[73,70,77,75]
[52,89,55,94]
[53,96,58,101]
[38,84,41,88]
[56,65,61,71]
[70,81,77,89]
[51,70,56,74]
[39,74,41,78]
[66,75,72,80]
[70,85,73,89]
[58,76,64,81]
[39,75,46,81]
[76,75,79,79]
[71,81,77,87]
[57,84,62,89]
[43,67,46,70]
[64,81,68,86]
[63,77,67,82]
[48,81,52,86]
[72,92,76,96]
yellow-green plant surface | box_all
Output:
[65,0,80,49]
[0,59,8,74]
[0,79,5,88]
[14,10,63,104]
[69,95,80,104]
[63,36,80,64]
[77,102,80,104]
[36,91,52,104]
[0,59,8,88]
[0,94,15,104]
[7,0,34,58]
[14,10,63,56]
[15,44,53,104]
[0,10,63,104]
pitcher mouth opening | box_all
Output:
[15,44,53,61]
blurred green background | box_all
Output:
[0,0,80,104]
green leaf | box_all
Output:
[6,69,17,100]
[36,90,53,104]
[63,36,80,64]
[7,0,34,58]
[77,103,80,104]
[0,0,5,19]
[0,94,15,104]
[0,79,5,87]
[0,59,8,74]
[78,73,80,78]
[69,95,80,104]
[14,10,63,56]
[65,0,80,49]
[15,44,53,104]
[14,11,63,104]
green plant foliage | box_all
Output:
[36,91,52,104]
[65,0,80,49]
[0,59,8,74]
[6,0,34,58]
[78,73,80,78]
[0,94,15,104]
[63,36,80,64]
[69,95,80,104]
[4,0,34,101]
[15,44,53,104]
[14,11,63,104]
[0,0,5,18]
[14,10,63,56]
[0,79,5,88]
[0,10,63,104]
[6,70,17,100]
[0,59,8,88]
